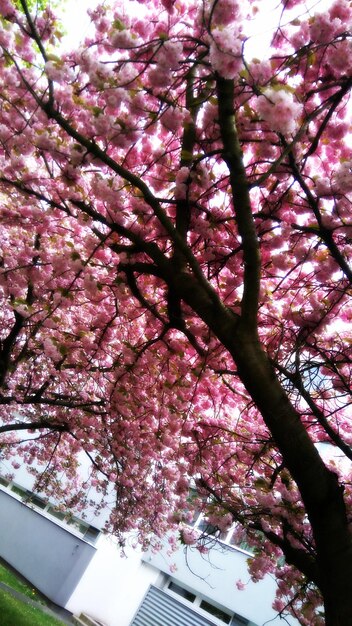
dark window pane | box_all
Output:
[168,582,196,603]
[200,600,232,624]
[28,494,47,510]
[197,518,219,536]
[229,528,253,552]
[66,516,89,534]
[11,484,29,499]
[188,510,201,526]
[84,526,100,542]
[47,505,65,521]
[232,614,249,626]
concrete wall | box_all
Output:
[0,489,96,606]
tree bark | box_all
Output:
[232,326,352,626]
[172,267,352,625]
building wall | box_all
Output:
[130,585,227,626]
[0,489,96,606]
[0,456,110,529]
[65,535,162,625]
[145,539,300,626]
[0,473,300,626]
[67,532,300,626]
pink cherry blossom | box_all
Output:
[256,87,303,135]
[0,1,351,623]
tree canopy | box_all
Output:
[0,0,351,623]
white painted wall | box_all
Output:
[65,534,162,626]
[0,461,300,626]
[65,531,300,626]
[0,456,111,528]
[146,539,300,626]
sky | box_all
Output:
[56,0,335,59]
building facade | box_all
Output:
[0,467,299,626]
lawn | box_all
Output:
[0,561,67,625]
[0,589,66,626]
[0,561,44,602]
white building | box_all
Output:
[0,462,299,626]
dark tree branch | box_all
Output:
[284,141,352,284]
[0,420,70,434]
[274,361,352,462]
[198,477,321,587]
[216,76,260,331]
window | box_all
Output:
[165,579,250,626]
[232,615,249,626]
[228,528,253,553]
[66,516,89,534]
[188,510,253,553]
[47,505,66,521]
[11,484,29,499]
[199,600,232,624]
[27,494,47,510]
[10,484,47,511]
[168,581,196,603]
[196,517,220,537]
[83,525,100,543]
[1,476,100,544]
[185,491,253,553]
[66,517,100,544]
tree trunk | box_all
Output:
[173,272,352,624]
[231,325,352,626]
[231,326,352,626]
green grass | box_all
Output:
[0,589,66,626]
[0,562,43,602]
[0,562,67,625]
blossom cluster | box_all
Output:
[0,1,351,623]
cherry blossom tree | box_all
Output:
[0,0,351,623]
